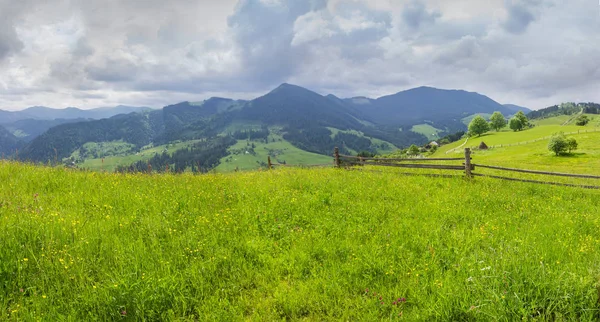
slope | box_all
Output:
[0,105,152,124]
[344,87,514,132]
[0,125,22,156]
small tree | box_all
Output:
[548,132,568,156]
[468,115,490,137]
[407,144,420,156]
[575,115,589,126]
[509,117,523,131]
[566,137,578,153]
[514,111,529,128]
[489,111,507,131]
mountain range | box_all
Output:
[0,105,152,124]
[1,84,535,169]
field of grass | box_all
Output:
[217,133,332,172]
[79,140,204,172]
[432,116,600,179]
[1,162,600,320]
[327,127,397,155]
[462,113,493,125]
[409,124,443,141]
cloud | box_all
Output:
[503,1,536,34]
[402,0,441,30]
[0,0,598,111]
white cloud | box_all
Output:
[0,0,598,111]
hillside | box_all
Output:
[0,105,152,124]
[344,86,514,132]
[0,125,22,156]
[434,114,600,175]
[15,84,546,172]
[527,102,600,120]
[20,84,431,170]
[503,104,531,113]
[2,162,600,320]
[3,118,91,142]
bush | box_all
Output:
[548,132,577,156]
[575,115,589,126]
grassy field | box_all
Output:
[79,140,205,172]
[1,162,600,320]
[462,113,493,125]
[327,127,397,155]
[216,133,332,172]
[431,116,600,181]
[410,124,443,141]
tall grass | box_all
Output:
[1,162,599,320]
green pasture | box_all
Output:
[2,162,600,320]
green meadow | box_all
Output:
[1,161,600,320]
[410,124,444,141]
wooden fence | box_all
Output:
[268,147,600,190]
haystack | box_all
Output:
[478,141,489,150]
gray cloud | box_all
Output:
[503,2,535,34]
[402,0,441,30]
[0,0,598,111]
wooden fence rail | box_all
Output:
[267,147,600,190]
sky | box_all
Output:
[0,0,598,111]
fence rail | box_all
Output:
[266,147,600,190]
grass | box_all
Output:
[79,140,204,172]
[216,133,332,172]
[326,127,397,154]
[1,162,600,320]
[410,124,443,141]
[462,113,493,126]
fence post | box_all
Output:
[268,156,272,170]
[334,147,340,168]
[464,148,472,178]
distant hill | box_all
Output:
[0,125,22,156]
[20,84,429,164]
[19,84,544,172]
[4,118,91,142]
[0,105,152,124]
[528,102,600,120]
[343,86,514,133]
[503,104,531,113]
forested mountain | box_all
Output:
[20,112,162,163]
[0,105,152,124]
[503,104,531,113]
[3,118,90,142]
[0,125,22,156]
[18,83,539,171]
[528,102,600,120]
[343,86,514,132]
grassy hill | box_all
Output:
[2,162,600,320]
[434,115,600,175]
[410,124,444,141]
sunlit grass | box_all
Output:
[1,161,600,320]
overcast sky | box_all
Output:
[0,0,598,111]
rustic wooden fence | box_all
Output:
[268,147,600,190]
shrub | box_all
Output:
[548,132,573,156]
[575,115,589,126]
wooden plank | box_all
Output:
[472,173,600,190]
[338,155,465,162]
[474,164,600,179]
[343,162,465,170]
